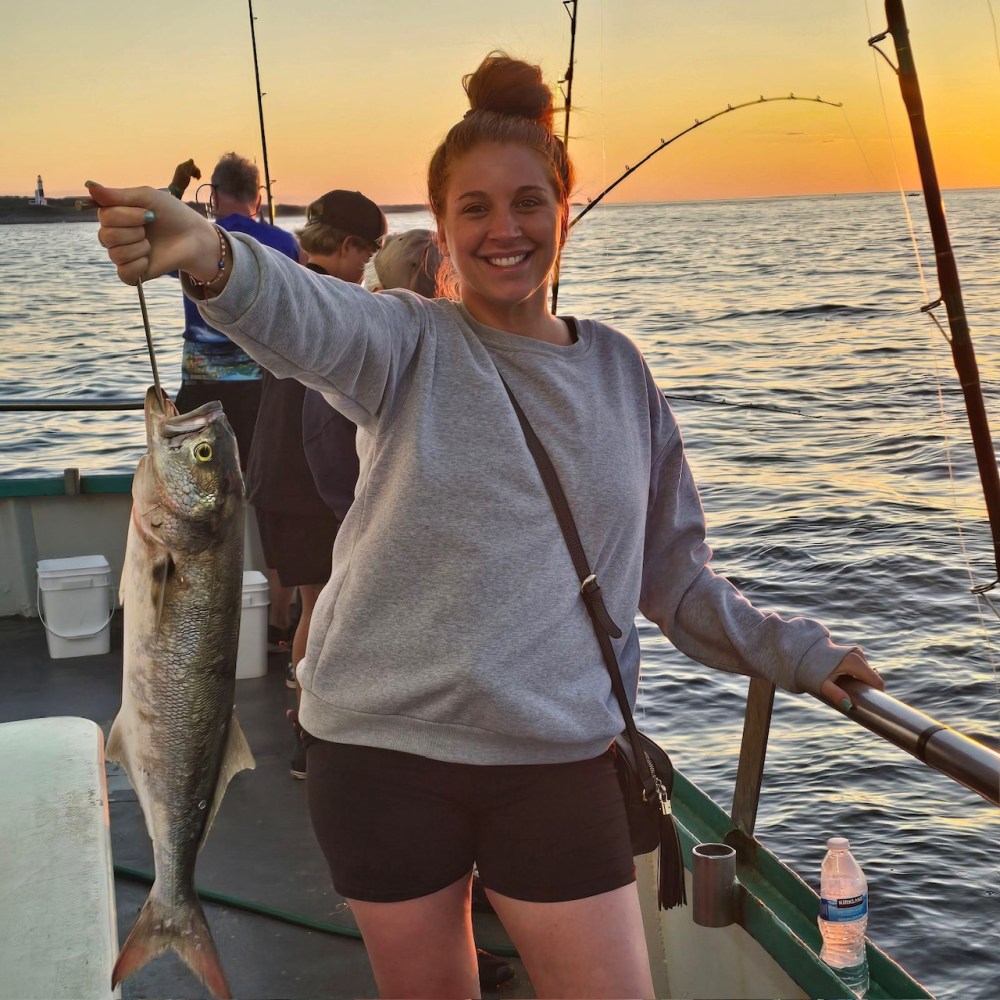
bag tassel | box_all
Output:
[657,811,687,910]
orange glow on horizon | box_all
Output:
[1,1,996,208]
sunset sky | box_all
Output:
[2,0,997,207]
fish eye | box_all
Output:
[194,442,213,463]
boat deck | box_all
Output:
[0,612,530,1000]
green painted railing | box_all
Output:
[0,474,133,498]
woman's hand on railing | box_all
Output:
[820,649,884,712]
[86,181,221,286]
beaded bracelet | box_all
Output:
[184,225,229,290]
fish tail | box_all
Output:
[112,884,231,999]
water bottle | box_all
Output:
[818,836,869,997]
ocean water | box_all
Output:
[1,192,998,1000]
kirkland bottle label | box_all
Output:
[820,893,869,921]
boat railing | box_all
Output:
[732,677,1000,840]
[5,399,999,815]
[0,398,144,411]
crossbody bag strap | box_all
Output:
[498,375,656,798]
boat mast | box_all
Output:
[247,0,275,225]
[873,0,1000,586]
[550,0,577,315]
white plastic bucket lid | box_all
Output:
[241,571,269,609]
[37,555,110,578]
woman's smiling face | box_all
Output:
[437,141,566,331]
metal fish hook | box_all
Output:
[135,278,164,405]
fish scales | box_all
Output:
[107,387,255,999]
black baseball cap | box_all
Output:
[307,190,387,245]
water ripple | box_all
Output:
[2,197,999,1000]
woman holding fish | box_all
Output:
[89,51,882,1000]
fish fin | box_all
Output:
[104,715,125,764]
[146,550,175,636]
[112,885,231,999]
[121,482,170,606]
[120,512,138,606]
[105,714,125,765]
[200,713,256,846]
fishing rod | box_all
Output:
[248,0,275,225]
[871,0,1000,589]
[550,0,578,314]
[569,95,842,230]
[560,0,577,148]
[135,280,164,405]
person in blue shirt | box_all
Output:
[250,190,388,720]
[167,153,301,471]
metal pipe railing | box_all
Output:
[5,401,998,809]
[839,678,1000,807]
[733,676,999,837]
[0,399,142,411]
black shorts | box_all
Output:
[255,507,339,587]
[307,741,636,903]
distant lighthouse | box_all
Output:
[30,175,47,206]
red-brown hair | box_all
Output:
[427,52,575,224]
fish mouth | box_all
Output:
[143,387,227,446]
[161,401,227,441]
[144,385,177,418]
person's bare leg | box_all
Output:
[266,568,296,633]
[486,882,653,999]
[291,583,321,678]
[347,874,479,999]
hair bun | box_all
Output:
[463,51,554,130]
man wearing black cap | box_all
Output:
[245,190,387,777]
[297,189,388,284]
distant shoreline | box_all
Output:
[2,187,995,225]
[0,196,428,225]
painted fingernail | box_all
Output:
[144,210,156,223]
[840,698,852,712]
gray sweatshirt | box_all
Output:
[195,233,855,765]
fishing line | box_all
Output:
[837,105,882,194]
[867,2,1000,689]
[135,279,163,404]
[864,2,933,297]
[866,0,983,583]
[988,0,1000,72]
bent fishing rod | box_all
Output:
[248,0,276,225]
[551,94,842,313]
[872,0,1000,589]
[570,95,842,231]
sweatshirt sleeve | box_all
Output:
[637,371,856,697]
[185,232,424,428]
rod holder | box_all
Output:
[692,842,737,927]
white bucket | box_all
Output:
[236,570,269,679]
[36,556,114,659]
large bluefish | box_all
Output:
[107,388,254,999]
